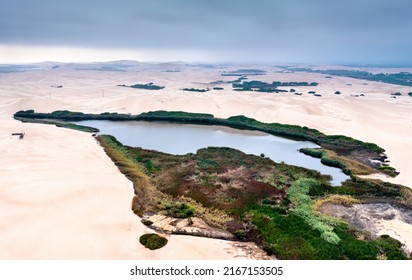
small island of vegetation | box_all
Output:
[222,69,266,76]
[232,80,318,93]
[118,83,165,90]
[181,88,210,92]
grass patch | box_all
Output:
[400,187,412,208]
[139,234,168,250]
[313,195,360,211]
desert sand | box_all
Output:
[0,63,411,259]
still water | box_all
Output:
[77,120,349,185]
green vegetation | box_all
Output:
[14,116,99,133]
[142,220,153,226]
[288,178,340,244]
[332,177,403,198]
[222,69,266,76]
[378,165,399,177]
[162,202,196,218]
[118,83,165,90]
[97,140,409,259]
[300,146,394,177]
[232,80,318,93]
[400,187,412,208]
[300,148,352,176]
[313,195,360,211]
[280,66,412,87]
[249,204,406,259]
[139,234,168,250]
[181,88,210,92]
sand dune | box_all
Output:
[0,65,411,259]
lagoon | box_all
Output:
[76,120,350,185]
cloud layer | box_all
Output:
[1,0,411,63]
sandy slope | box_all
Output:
[0,64,411,259]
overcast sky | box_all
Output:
[0,0,411,64]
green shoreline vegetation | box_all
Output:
[14,110,385,152]
[13,109,412,259]
[14,109,398,176]
[15,116,99,133]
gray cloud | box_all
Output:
[0,0,411,63]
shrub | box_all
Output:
[139,234,168,250]
[234,230,246,240]
[299,148,324,158]
[262,242,278,256]
[163,202,196,218]
[378,165,399,177]
[130,83,165,90]
[142,219,153,226]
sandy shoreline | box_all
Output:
[0,64,411,259]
